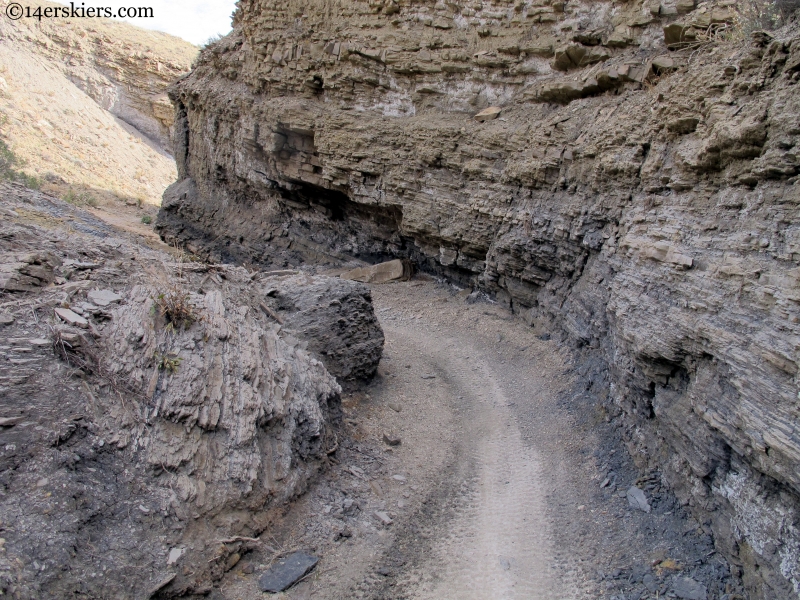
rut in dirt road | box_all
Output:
[386,327,581,600]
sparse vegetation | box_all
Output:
[141,215,153,224]
[153,289,197,330]
[0,138,41,190]
[201,34,223,48]
[51,328,95,374]
[154,351,182,373]
[62,188,98,207]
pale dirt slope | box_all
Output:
[0,0,196,208]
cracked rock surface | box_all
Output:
[0,183,381,598]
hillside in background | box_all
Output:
[0,1,196,208]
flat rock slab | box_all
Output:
[340,259,411,284]
[627,486,651,513]
[88,289,123,306]
[258,552,319,593]
[474,106,502,122]
[54,307,88,328]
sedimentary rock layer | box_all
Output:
[156,1,800,597]
[0,184,382,598]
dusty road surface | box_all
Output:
[387,324,567,600]
[218,278,733,600]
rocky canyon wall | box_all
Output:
[156,0,800,597]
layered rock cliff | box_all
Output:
[156,0,800,597]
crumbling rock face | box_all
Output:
[0,251,60,292]
[0,184,381,598]
[157,1,800,597]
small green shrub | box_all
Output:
[17,172,41,190]
[154,351,182,373]
[0,138,39,189]
[141,215,153,224]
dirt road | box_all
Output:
[219,278,734,600]
[385,324,569,599]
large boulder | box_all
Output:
[262,273,385,383]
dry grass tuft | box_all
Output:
[153,289,197,331]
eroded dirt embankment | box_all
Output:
[157,0,800,596]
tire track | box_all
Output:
[383,325,578,600]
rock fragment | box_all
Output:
[651,55,676,73]
[0,313,13,325]
[166,547,184,566]
[383,433,401,446]
[258,552,319,592]
[0,251,60,291]
[374,511,393,526]
[626,486,651,513]
[473,106,502,122]
[54,307,89,328]
[672,576,707,600]
[664,23,696,48]
[88,289,123,306]
[340,259,412,284]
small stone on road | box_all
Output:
[258,552,319,593]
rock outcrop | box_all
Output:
[0,183,381,598]
[157,1,800,597]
